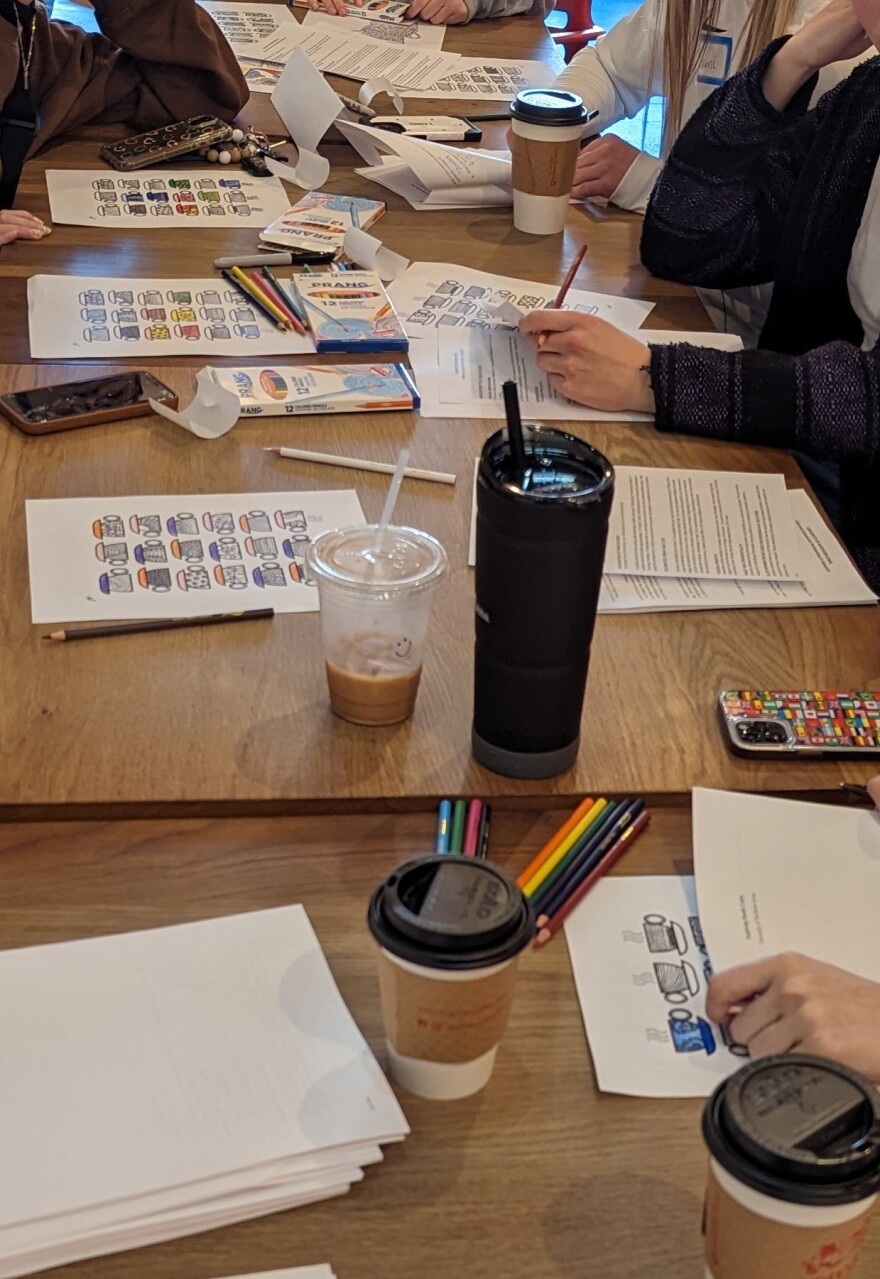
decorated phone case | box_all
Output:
[100,116,234,172]
[718,690,880,757]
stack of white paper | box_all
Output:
[0,907,408,1278]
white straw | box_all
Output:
[378,447,410,538]
[265,447,456,486]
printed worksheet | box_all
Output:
[26,491,365,622]
[389,262,653,335]
[27,277,316,359]
[694,789,880,983]
[240,57,284,91]
[45,170,291,229]
[240,21,460,89]
[303,7,446,48]
[606,466,802,582]
[600,490,876,612]
[198,0,299,57]
[565,875,744,1097]
[401,56,556,100]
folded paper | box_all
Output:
[149,368,240,439]
[342,227,409,281]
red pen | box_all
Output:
[463,798,483,857]
[537,244,588,351]
[533,810,650,948]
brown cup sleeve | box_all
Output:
[510,133,581,199]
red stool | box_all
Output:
[545,0,605,63]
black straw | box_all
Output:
[502,380,526,482]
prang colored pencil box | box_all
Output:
[293,270,408,354]
[209,363,419,414]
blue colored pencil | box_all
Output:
[530,800,619,910]
[537,798,646,922]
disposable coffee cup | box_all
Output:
[702,1054,880,1279]
[306,524,447,727]
[509,88,591,236]
[367,855,535,1100]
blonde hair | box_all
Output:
[663,0,799,142]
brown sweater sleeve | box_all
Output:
[2,0,248,154]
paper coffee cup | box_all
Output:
[367,855,535,1100]
[702,1054,880,1279]
[510,89,591,236]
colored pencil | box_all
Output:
[221,268,290,333]
[534,811,651,947]
[463,799,483,857]
[249,268,304,334]
[264,447,456,486]
[537,243,588,350]
[44,609,275,643]
[230,265,294,331]
[536,798,646,923]
[255,266,308,336]
[436,799,452,853]
[476,803,492,859]
[450,800,467,854]
[522,797,607,900]
[530,800,620,908]
[516,796,595,887]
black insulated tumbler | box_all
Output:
[472,425,615,779]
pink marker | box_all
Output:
[463,799,483,858]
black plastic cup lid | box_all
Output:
[703,1054,880,1206]
[367,855,536,970]
[510,89,591,128]
[480,426,613,504]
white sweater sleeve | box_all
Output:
[609,152,663,213]
[554,0,667,131]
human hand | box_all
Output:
[306,0,350,16]
[0,209,50,246]
[571,136,641,203]
[405,0,469,22]
[707,953,880,1083]
[519,310,655,413]
[868,773,880,807]
[766,0,873,109]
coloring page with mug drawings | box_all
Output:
[25,491,365,623]
[45,170,291,229]
[27,277,315,359]
[564,876,746,1097]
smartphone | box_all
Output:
[0,373,178,436]
[99,115,234,171]
[718,690,880,757]
[370,116,483,142]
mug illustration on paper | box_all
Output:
[199,306,226,322]
[113,325,140,341]
[139,290,163,306]
[95,190,118,202]
[94,541,128,564]
[93,515,125,539]
[99,569,133,594]
[134,541,167,565]
[244,535,278,558]
[209,537,243,562]
[177,566,212,591]
[108,290,134,305]
[174,324,201,340]
[170,537,204,562]
[80,307,107,323]
[146,191,169,203]
[96,205,121,217]
[642,914,688,955]
[653,960,700,1005]
[667,1009,716,1056]
[288,561,314,586]
[167,513,199,537]
[92,178,115,191]
[252,562,287,588]
[149,205,173,217]
[275,509,308,534]
[140,307,167,322]
[204,325,231,341]
[170,307,196,323]
[144,324,171,341]
[233,323,260,338]
[137,567,172,592]
[196,290,222,306]
[167,291,192,304]
[213,564,248,589]
[202,511,235,534]
[83,327,110,342]
[112,308,137,324]
[230,307,255,323]
[79,289,105,306]
[239,510,271,534]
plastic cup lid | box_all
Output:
[510,89,591,127]
[703,1054,880,1206]
[367,855,536,970]
[480,426,613,503]
[306,524,447,594]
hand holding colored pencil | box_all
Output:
[536,244,588,351]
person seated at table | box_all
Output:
[552,0,867,342]
[306,0,554,27]
[519,0,880,591]
[0,0,248,247]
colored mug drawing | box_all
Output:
[137,567,172,591]
[667,1009,716,1056]
[245,536,278,558]
[94,541,128,564]
[239,511,272,534]
[213,564,249,589]
[134,542,168,565]
[167,514,199,537]
[209,538,243,562]
[98,569,133,594]
[202,512,235,533]
[252,563,287,588]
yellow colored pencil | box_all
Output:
[230,265,292,331]
[523,798,608,900]
[516,795,596,888]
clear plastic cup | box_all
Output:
[306,524,447,727]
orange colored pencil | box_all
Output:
[516,796,595,889]
[537,243,588,350]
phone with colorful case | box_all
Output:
[718,690,880,757]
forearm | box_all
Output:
[641,38,819,289]
[556,0,664,129]
[462,0,553,20]
[650,341,880,467]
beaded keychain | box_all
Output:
[198,127,287,167]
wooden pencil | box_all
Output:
[44,609,275,642]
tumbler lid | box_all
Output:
[703,1055,880,1205]
[480,426,613,504]
[367,855,535,970]
[510,89,591,128]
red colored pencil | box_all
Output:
[533,810,650,948]
[463,798,483,857]
[247,269,307,337]
[537,244,588,351]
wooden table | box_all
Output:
[1,808,876,1279]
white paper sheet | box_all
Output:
[198,0,298,58]
[605,466,801,582]
[149,368,240,440]
[694,789,880,983]
[269,48,353,189]
[27,276,315,360]
[25,490,365,622]
[390,261,653,337]
[0,907,407,1273]
[600,489,876,612]
[565,876,745,1097]
[339,118,510,209]
[303,6,446,48]
[400,55,556,100]
[243,22,459,90]
[45,169,291,229]
[343,226,409,280]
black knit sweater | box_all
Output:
[641,38,880,592]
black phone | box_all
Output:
[0,373,178,435]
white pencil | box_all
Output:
[264,447,456,486]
